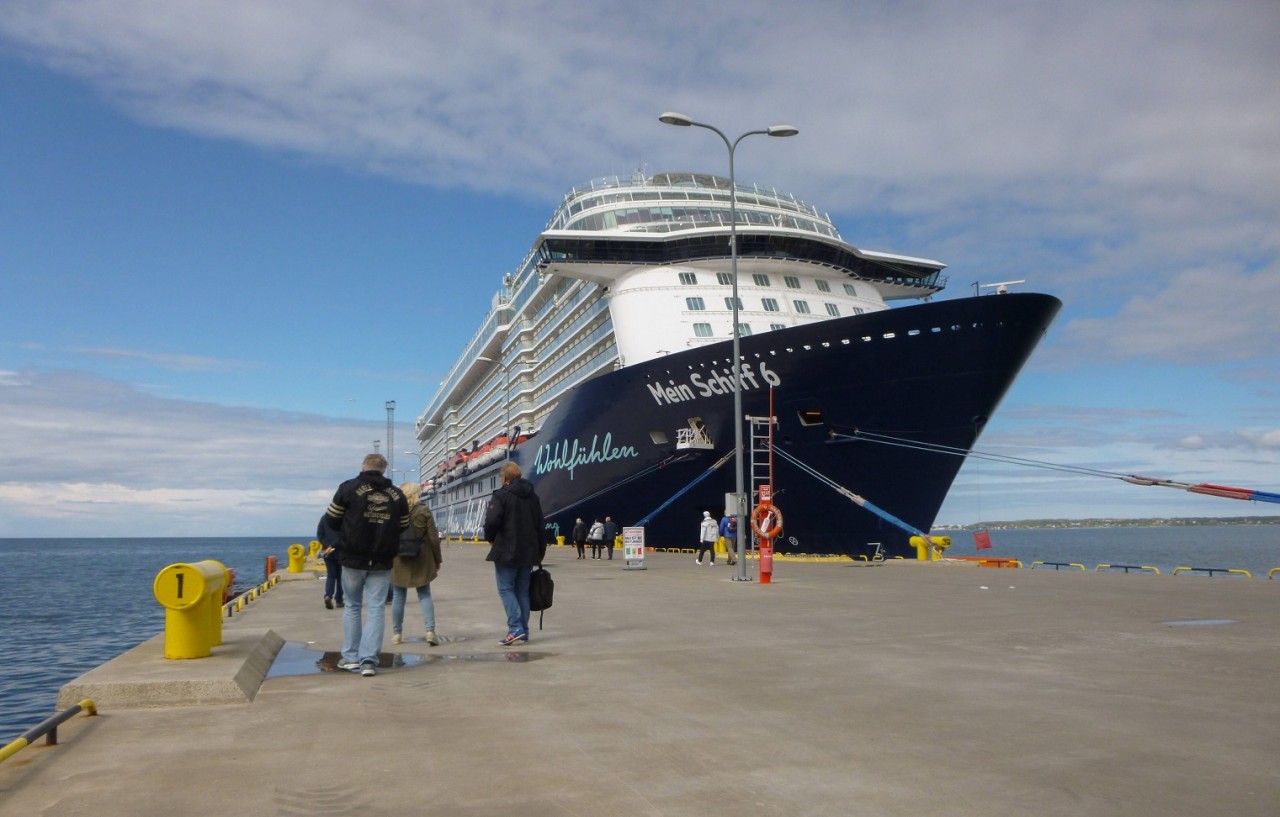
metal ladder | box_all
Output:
[747,415,776,508]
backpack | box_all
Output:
[529,565,554,630]
[397,524,421,559]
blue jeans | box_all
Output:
[340,567,391,665]
[494,563,531,635]
[391,584,436,634]
[323,555,343,603]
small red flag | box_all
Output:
[974,529,992,550]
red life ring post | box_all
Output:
[751,503,783,584]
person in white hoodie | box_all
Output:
[697,510,718,565]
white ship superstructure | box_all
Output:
[415,170,945,512]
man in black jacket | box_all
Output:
[483,461,546,645]
[324,453,409,676]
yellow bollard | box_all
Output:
[910,535,929,561]
[308,539,321,559]
[556,535,565,547]
[153,560,229,659]
[287,543,306,573]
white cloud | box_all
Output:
[0,369,403,536]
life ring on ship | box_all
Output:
[750,503,783,540]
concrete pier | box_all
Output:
[3,546,1278,816]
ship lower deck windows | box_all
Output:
[816,279,831,292]
[794,300,811,314]
[825,303,840,317]
[785,275,801,289]
[679,272,697,285]
[686,297,706,310]
[762,298,780,312]
[737,324,753,336]
[694,323,713,337]
[716,272,733,285]
[752,273,770,287]
[724,296,743,310]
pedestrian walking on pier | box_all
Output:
[483,461,546,645]
[587,518,605,560]
[324,453,409,677]
[697,511,718,565]
[719,512,738,566]
[603,516,619,560]
[572,517,587,560]
[316,514,344,608]
[391,482,443,646]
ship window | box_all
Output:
[797,408,824,426]
[679,272,697,285]
[770,323,786,331]
[649,430,670,444]
[844,283,857,296]
[816,279,831,292]
[752,274,770,287]
[737,323,753,336]
[686,297,706,311]
[762,298,780,312]
[784,275,801,289]
[794,300,811,314]
[716,272,733,285]
[724,297,743,310]
[825,303,840,317]
[853,307,865,315]
[694,323,713,337]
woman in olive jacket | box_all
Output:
[391,482,443,645]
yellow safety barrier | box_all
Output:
[1270,568,1280,580]
[1030,561,1086,571]
[0,699,97,764]
[1172,566,1252,578]
[1095,564,1161,575]
[308,539,322,559]
[153,560,229,659]
[286,543,306,573]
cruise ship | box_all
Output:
[413,171,1061,559]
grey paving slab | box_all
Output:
[3,545,1278,816]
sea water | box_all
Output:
[2,528,1278,741]
[0,537,299,742]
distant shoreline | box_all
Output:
[934,516,1280,531]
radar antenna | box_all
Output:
[978,279,1026,295]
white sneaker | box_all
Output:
[391,632,402,644]
[695,558,702,565]
[426,631,438,646]
[337,661,361,672]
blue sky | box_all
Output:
[2,0,1278,537]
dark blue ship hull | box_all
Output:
[491,293,1059,560]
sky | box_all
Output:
[2,0,1278,537]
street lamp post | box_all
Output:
[659,111,798,582]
